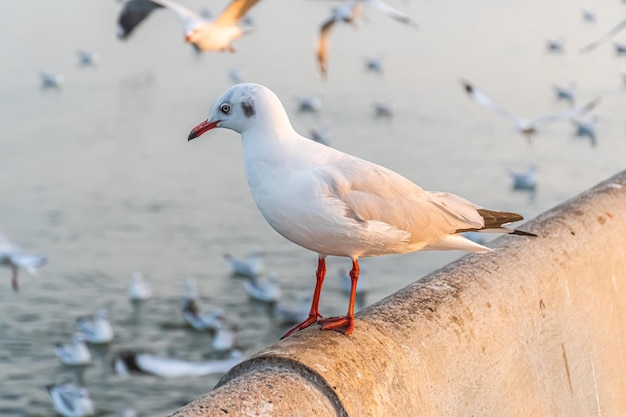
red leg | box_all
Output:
[281,256,326,339]
[320,259,359,335]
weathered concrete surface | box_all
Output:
[170,171,626,417]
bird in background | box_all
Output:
[76,50,99,67]
[572,116,598,146]
[76,308,114,344]
[54,332,93,366]
[0,231,47,291]
[40,72,63,89]
[46,383,95,417]
[127,271,152,302]
[117,0,261,53]
[187,83,535,337]
[508,165,538,191]
[461,79,601,143]
[223,250,264,277]
[316,0,417,78]
[553,82,575,106]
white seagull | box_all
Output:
[572,116,598,146]
[112,349,242,378]
[188,83,535,337]
[76,308,114,344]
[508,165,538,191]
[212,322,238,352]
[46,383,95,417]
[76,50,99,67]
[461,79,601,142]
[274,294,312,325]
[243,273,282,303]
[40,72,63,89]
[117,0,261,53]
[296,95,323,114]
[54,333,92,366]
[223,250,264,277]
[127,271,152,302]
[316,0,417,78]
[553,82,575,106]
[0,232,47,291]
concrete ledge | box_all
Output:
[170,171,626,417]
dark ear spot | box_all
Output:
[241,100,255,118]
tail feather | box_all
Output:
[456,209,537,237]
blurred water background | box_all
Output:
[1,0,626,415]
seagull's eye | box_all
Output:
[220,103,231,114]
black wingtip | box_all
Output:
[510,229,537,237]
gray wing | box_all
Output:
[581,17,626,53]
[118,0,202,39]
[367,0,417,27]
[318,157,485,243]
[460,79,522,125]
[117,0,164,39]
[532,97,601,126]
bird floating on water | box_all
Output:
[223,250,264,278]
[117,0,261,53]
[76,308,114,344]
[188,83,536,337]
[54,333,93,366]
[112,349,242,378]
[127,271,152,302]
[47,383,95,417]
[243,274,282,303]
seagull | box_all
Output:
[187,83,536,337]
[580,16,626,53]
[615,42,626,55]
[112,349,242,378]
[295,96,322,114]
[39,72,63,89]
[76,50,99,67]
[581,9,596,23]
[373,100,393,118]
[316,0,417,77]
[243,273,282,303]
[508,165,537,191]
[572,116,598,146]
[46,383,95,417]
[127,271,152,302]
[54,333,92,366]
[546,38,565,53]
[461,79,601,142]
[553,82,576,106]
[117,0,261,53]
[181,298,225,332]
[228,68,244,84]
[0,232,47,291]
[223,250,263,277]
[364,56,384,74]
[212,322,238,352]
[76,308,114,344]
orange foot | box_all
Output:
[281,314,321,339]
[319,316,354,335]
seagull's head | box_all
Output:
[188,83,292,140]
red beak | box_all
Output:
[188,120,220,141]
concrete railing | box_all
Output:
[170,171,626,417]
